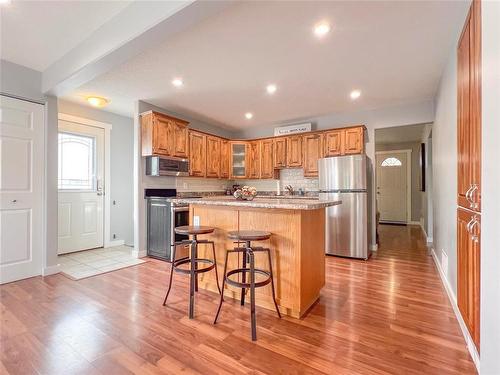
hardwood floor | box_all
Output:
[0,225,476,374]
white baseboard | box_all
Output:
[408,220,421,225]
[370,243,378,251]
[42,264,61,276]
[132,249,147,259]
[430,248,480,372]
[105,239,125,248]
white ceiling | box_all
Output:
[61,0,469,129]
[375,124,429,144]
[0,0,131,71]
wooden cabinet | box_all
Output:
[456,0,481,352]
[324,130,343,157]
[286,135,303,167]
[457,0,481,212]
[247,141,261,179]
[303,133,323,177]
[260,139,275,179]
[206,136,221,178]
[220,139,230,179]
[457,208,480,349]
[273,138,287,168]
[344,127,364,155]
[140,111,189,157]
[189,131,206,177]
[231,142,248,179]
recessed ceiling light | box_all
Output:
[0,0,12,6]
[266,84,277,94]
[172,78,183,87]
[350,90,361,100]
[314,22,330,37]
[245,112,253,120]
[86,96,109,107]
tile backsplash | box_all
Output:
[238,168,319,193]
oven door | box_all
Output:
[170,206,189,260]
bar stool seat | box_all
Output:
[163,225,221,319]
[227,230,271,242]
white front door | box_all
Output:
[376,152,408,223]
[58,120,104,254]
[0,95,44,284]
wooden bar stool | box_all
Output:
[213,230,281,341]
[163,225,221,319]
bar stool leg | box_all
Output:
[210,241,222,295]
[249,249,257,341]
[240,246,248,306]
[163,243,177,306]
[266,249,281,319]
[214,250,230,324]
[193,235,198,293]
[189,238,197,319]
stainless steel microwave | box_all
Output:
[145,156,189,176]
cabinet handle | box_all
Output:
[466,218,475,233]
[469,216,480,243]
[469,184,479,209]
[465,185,473,204]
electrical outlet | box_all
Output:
[193,216,200,226]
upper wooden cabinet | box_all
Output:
[273,138,287,168]
[260,139,276,179]
[206,136,221,178]
[324,130,343,157]
[286,136,303,167]
[220,139,230,179]
[457,208,480,349]
[457,0,481,212]
[189,130,206,177]
[231,142,248,179]
[140,111,189,158]
[344,127,364,155]
[303,133,323,177]
[247,141,261,179]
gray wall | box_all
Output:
[0,60,45,103]
[58,99,134,246]
[375,141,423,223]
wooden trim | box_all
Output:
[139,110,189,125]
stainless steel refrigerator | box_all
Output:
[318,154,370,259]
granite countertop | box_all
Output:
[169,196,341,210]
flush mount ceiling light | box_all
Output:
[245,112,253,120]
[314,22,330,37]
[172,78,183,87]
[350,90,361,100]
[266,84,277,94]
[86,96,109,107]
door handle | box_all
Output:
[11,199,17,203]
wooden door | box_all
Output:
[189,131,206,177]
[457,208,480,349]
[260,139,275,179]
[286,136,303,167]
[324,130,343,156]
[220,139,230,179]
[303,133,323,177]
[248,141,261,179]
[172,120,188,158]
[344,127,364,154]
[152,115,173,156]
[206,136,221,178]
[273,138,287,168]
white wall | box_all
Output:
[480,1,500,373]
[0,60,45,103]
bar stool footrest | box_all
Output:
[173,258,216,274]
[225,268,272,289]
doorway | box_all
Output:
[58,117,106,254]
[376,150,411,223]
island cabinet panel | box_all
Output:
[206,136,221,178]
[190,204,325,318]
[324,129,344,157]
[273,137,287,168]
[189,130,206,177]
[303,133,323,177]
[140,111,189,157]
[220,139,230,178]
[247,141,261,179]
[260,139,275,179]
[286,135,303,167]
[344,127,364,154]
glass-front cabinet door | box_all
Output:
[231,142,248,178]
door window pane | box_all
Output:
[58,132,96,190]
[381,157,402,167]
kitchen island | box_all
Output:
[170,196,341,318]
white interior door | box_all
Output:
[376,152,408,223]
[0,95,44,284]
[58,120,104,254]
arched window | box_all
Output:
[58,132,96,190]
[381,157,402,167]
